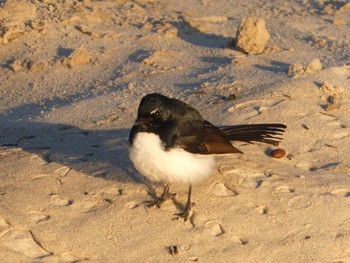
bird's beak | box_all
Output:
[134,117,148,126]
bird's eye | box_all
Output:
[151,109,160,118]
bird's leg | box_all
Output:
[174,185,192,221]
[144,183,175,208]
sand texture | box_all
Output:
[0,0,350,262]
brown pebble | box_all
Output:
[228,94,236,101]
[271,148,286,158]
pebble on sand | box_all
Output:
[235,17,270,55]
[50,195,72,207]
[271,148,286,158]
[205,221,224,236]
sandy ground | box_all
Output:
[1,0,350,262]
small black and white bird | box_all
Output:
[129,93,286,220]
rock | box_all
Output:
[210,181,236,197]
[0,0,37,44]
[0,1,37,26]
[235,17,270,55]
[9,59,24,72]
[288,63,304,75]
[50,195,72,207]
[205,221,224,236]
[231,235,245,244]
[275,185,294,193]
[320,81,344,96]
[61,47,92,68]
[305,58,322,73]
[271,148,286,158]
[125,201,138,209]
[0,27,25,44]
[27,61,47,72]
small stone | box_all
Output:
[27,61,47,72]
[288,63,304,75]
[0,27,25,44]
[9,59,24,72]
[205,221,224,236]
[275,185,294,193]
[210,181,236,197]
[228,94,236,101]
[256,206,267,214]
[125,201,138,209]
[271,148,286,158]
[188,256,199,261]
[305,58,322,73]
[50,195,72,207]
[235,17,270,55]
[231,235,245,245]
[61,47,92,68]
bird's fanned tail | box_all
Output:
[219,123,287,145]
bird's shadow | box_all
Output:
[0,99,149,186]
[0,121,144,183]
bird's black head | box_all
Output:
[129,93,202,145]
[135,93,172,130]
[129,93,172,144]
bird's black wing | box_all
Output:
[219,123,286,144]
[161,119,242,155]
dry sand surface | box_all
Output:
[1,0,350,262]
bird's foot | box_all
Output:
[174,202,193,222]
[144,184,175,208]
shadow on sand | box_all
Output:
[0,102,145,185]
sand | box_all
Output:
[0,0,350,262]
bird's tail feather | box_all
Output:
[219,123,286,144]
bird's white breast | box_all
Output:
[129,132,216,184]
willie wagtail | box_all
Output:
[129,93,286,221]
